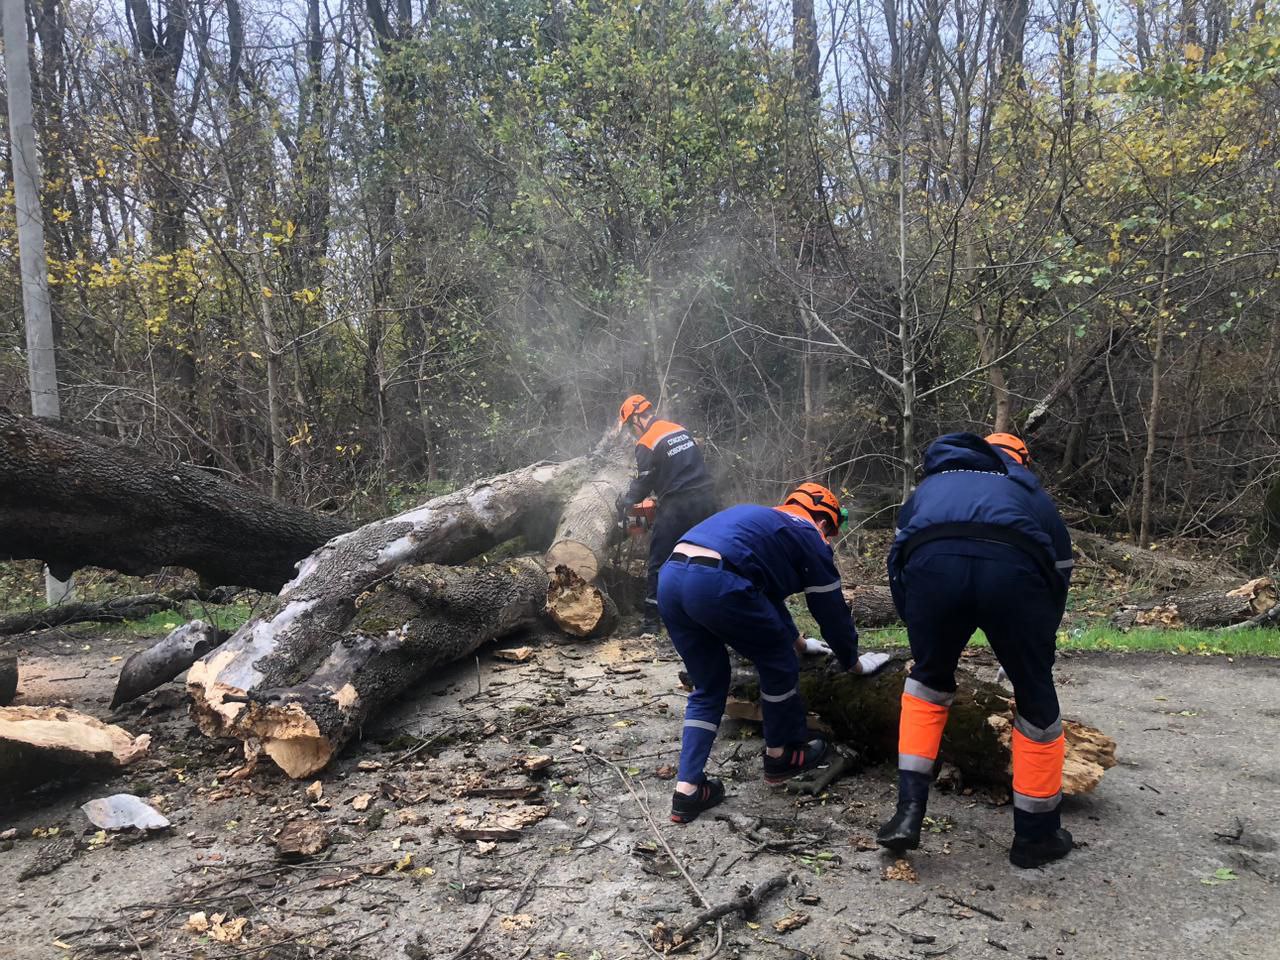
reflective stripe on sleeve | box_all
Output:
[1055,559,1075,570]
[803,581,842,594]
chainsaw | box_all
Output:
[624,498,657,539]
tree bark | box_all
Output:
[736,660,1115,796]
[111,620,228,709]
[0,656,16,707]
[1069,527,1241,591]
[189,558,572,777]
[0,587,238,636]
[1110,578,1277,630]
[0,706,150,799]
[0,411,351,589]
[186,455,595,775]
[845,585,901,628]
[543,432,632,582]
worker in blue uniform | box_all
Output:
[616,394,719,627]
[877,432,1076,868]
[656,483,890,823]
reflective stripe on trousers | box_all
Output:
[1011,711,1065,813]
[898,679,954,774]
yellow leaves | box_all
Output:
[261,285,274,298]
[292,287,320,304]
[1184,42,1205,64]
[51,207,72,223]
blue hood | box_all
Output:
[922,432,1008,476]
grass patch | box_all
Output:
[118,602,255,636]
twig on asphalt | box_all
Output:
[938,893,1004,921]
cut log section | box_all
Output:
[0,586,240,636]
[0,706,150,798]
[187,454,592,765]
[1110,577,1277,630]
[111,620,230,708]
[546,565,618,638]
[1069,528,1241,591]
[543,433,633,583]
[0,411,351,590]
[733,660,1115,796]
[189,558,565,777]
[845,585,900,628]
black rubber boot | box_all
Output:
[762,738,828,784]
[670,779,725,824]
[1009,828,1074,868]
[877,770,930,853]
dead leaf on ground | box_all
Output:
[655,765,676,780]
[883,859,919,883]
[275,819,330,861]
[351,793,373,811]
[850,835,878,852]
[773,912,810,933]
[305,781,323,802]
[476,840,498,854]
[499,913,537,933]
[208,915,248,943]
[494,647,534,663]
[183,912,210,934]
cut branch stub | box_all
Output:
[546,564,618,638]
[544,432,633,583]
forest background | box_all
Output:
[3,0,1280,560]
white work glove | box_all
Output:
[854,652,891,676]
[800,636,832,656]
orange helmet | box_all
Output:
[783,482,846,531]
[618,394,653,427]
[986,432,1030,465]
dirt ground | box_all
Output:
[1,627,1278,960]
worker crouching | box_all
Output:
[878,432,1075,869]
[657,484,889,824]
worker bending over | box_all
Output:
[616,395,719,627]
[878,432,1075,868]
[657,484,889,823]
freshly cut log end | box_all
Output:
[546,565,618,638]
[1110,577,1276,630]
[112,620,229,708]
[542,432,632,583]
[0,706,150,797]
[189,558,560,778]
[545,540,604,584]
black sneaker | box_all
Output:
[1009,828,1074,869]
[762,738,829,785]
[670,779,725,824]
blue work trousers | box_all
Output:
[658,559,808,783]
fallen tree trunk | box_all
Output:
[0,412,351,589]
[189,558,586,777]
[845,585,900,628]
[186,455,593,758]
[0,705,150,798]
[733,659,1115,796]
[111,620,229,708]
[1111,577,1277,630]
[0,586,240,635]
[544,432,632,583]
[1069,528,1241,591]
[0,655,16,707]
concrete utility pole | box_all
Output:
[3,0,74,603]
